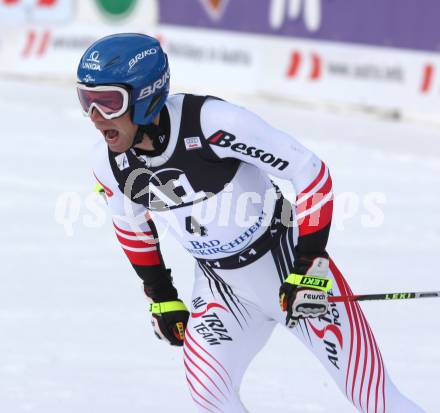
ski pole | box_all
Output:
[328,291,440,303]
[288,274,440,302]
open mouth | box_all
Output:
[103,129,119,144]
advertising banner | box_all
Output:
[159,0,440,53]
[157,0,440,120]
[0,0,438,121]
[0,0,74,25]
[0,0,157,79]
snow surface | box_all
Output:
[1,78,439,412]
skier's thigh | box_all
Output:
[184,284,274,412]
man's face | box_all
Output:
[90,108,138,153]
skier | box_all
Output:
[76,33,424,412]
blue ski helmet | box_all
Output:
[77,33,170,125]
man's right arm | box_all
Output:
[92,143,177,303]
[92,148,188,346]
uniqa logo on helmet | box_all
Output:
[128,48,158,71]
[82,50,101,71]
[137,68,170,101]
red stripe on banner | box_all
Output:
[420,64,434,93]
[297,162,326,197]
[310,53,322,80]
[186,330,232,388]
[22,31,36,58]
[113,222,152,237]
[155,34,164,46]
[184,349,227,400]
[286,51,302,78]
[184,359,223,404]
[122,248,160,266]
[37,0,57,6]
[36,30,50,57]
[116,233,156,249]
[186,375,221,412]
[330,260,355,401]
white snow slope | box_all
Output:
[0,79,439,412]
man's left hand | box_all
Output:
[279,257,331,328]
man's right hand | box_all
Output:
[149,300,189,346]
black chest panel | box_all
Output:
[109,94,240,211]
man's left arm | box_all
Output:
[201,99,333,325]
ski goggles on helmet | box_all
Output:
[76,84,130,120]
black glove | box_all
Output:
[279,256,331,328]
[149,300,189,346]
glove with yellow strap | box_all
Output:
[279,257,332,328]
[149,300,189,346]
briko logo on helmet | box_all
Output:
[128,48,158,70]
[137,68,170,101]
